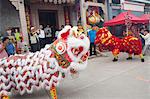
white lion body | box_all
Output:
[0,26,90,96]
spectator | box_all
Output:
[29,27,40,52]
[55,30,60,39]
[86,25,92,33]
[17,37,29,54]
[4,28,16,45]
[88,26,97,56]
[44,25,52,44]
[78,25,84,33]
[3,37,16,56]
[51,25,56,41]
[140,30,150,55]
[23,43,29,54]
[139,28,145,48]
[3,28,12,37]
[61,25,64,30]
[0,39,8,59]
[14,29,21,42]
[123,30,127,37]
[16,37,22,54]
[54,25,65,39]
[38,25,45,49]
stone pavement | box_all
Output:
[11,52,150,99]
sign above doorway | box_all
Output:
[30,0,75,4]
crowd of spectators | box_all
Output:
[1,24,149,59]
[0,28,29,59]
[0,24,64,59]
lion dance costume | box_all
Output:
[95,27,144,62]
[0,26,90,99]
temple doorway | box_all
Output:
[38,10,58,28]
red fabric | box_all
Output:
[140,14,150,22]
[95,27,142,55]
[104,11,148,26]
[61,29,70,40]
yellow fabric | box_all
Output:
[15,32,21,41]
[139,54,144,59]
[127,31,132,36]
[1,96,10,99]
[112,49,119,57]
[50,86,57,99]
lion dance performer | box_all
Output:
[95,27,144,62]
[0,26,90,99]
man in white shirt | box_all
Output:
[38,25,46,49]
[140,30,150,55]
[44,25,52,44]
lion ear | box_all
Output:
[60,29,70,40]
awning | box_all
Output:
[104,11,148,26]
[140,14,150,21]
[43,0,75,4]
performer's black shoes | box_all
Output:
[126,57,133,60]
[112,58,118,62]
[112,57,144,62]
[141,58,145,62]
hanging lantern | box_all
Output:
[70,0,74,3]
[44,0,75,4]
[44,0,48,2]
[62,0,66,3]
[88,11,101,24]
[67,0,70,3]
[49,0,53,2]
[58,0,62,4]
[54,0,58,4]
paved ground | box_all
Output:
[11,52,150,99]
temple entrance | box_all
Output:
[38,10,58,28]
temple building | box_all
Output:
[108,0,150,20]
[0,0,107,42]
